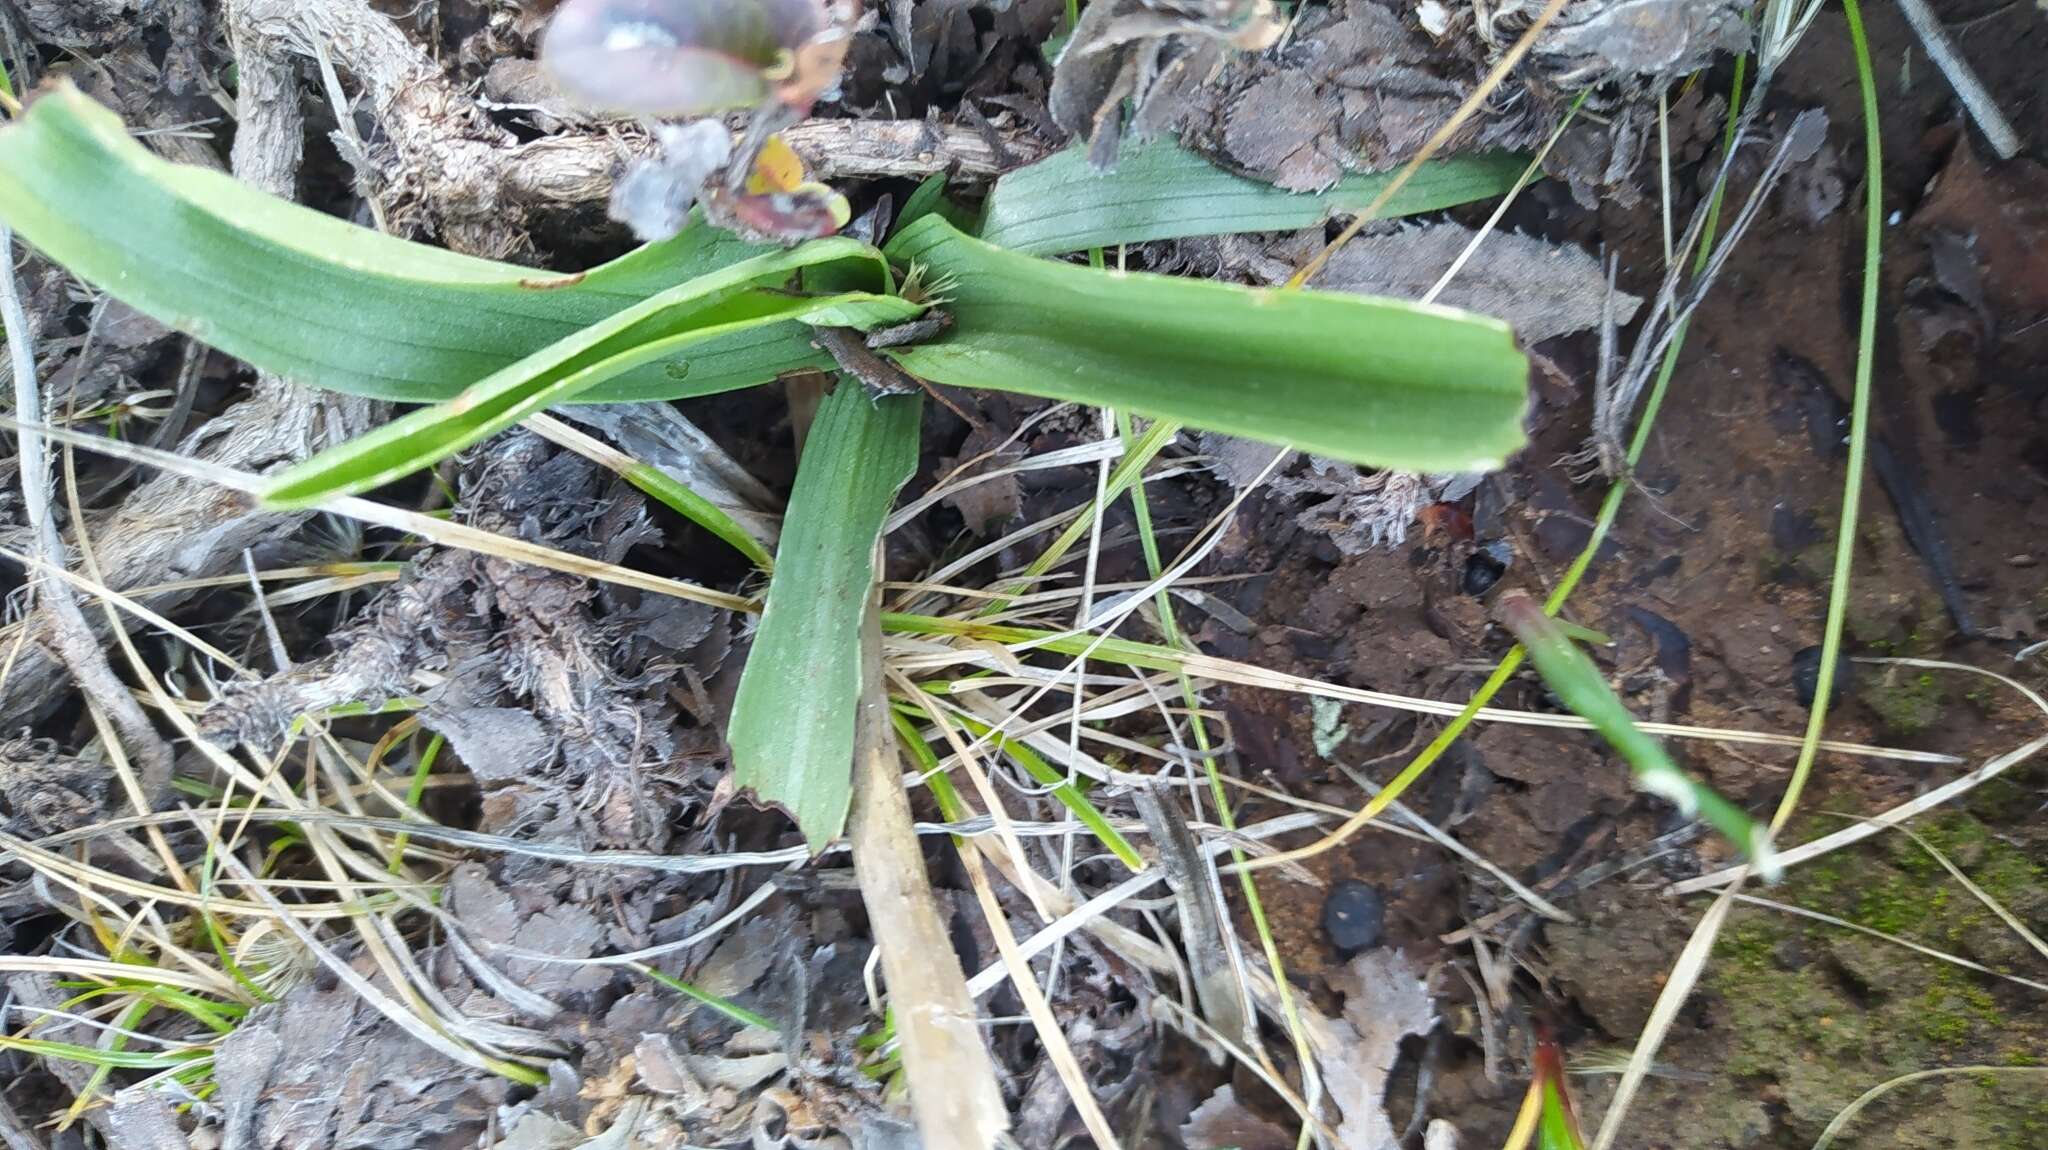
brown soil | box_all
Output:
[1208,4,2048,1145]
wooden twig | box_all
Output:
[815,329,986,431]
[236,0,1044,248]
[956,829,1125,1150]
[1133,785,1255,1054]
[1895,0,2020,159]
[1,226,175,806]
[849,597,1008,1150]
[813,328,925,396]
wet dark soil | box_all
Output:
[1197,4,2048,1145]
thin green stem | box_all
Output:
[1772,0,1877,832]
[65,997,156,1117]
[1499,592,1775,875]
[976,417,1179,617]
[892,709,968,816]
[0,1036,208,1071]
[385,733,444,872]
[637,965,779,1032]
[195,820,276,1005]
[891,706,1144,871]
[622,460,776,571]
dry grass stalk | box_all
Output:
[848,599,1008,1150]
[1894,0,2019,158]
[1588,876,1745,1149]
[955,828,1124,1149]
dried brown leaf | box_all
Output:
[1181,1085,1293,1150]
[1311,223,1642,345]
[1319,949,1436,1149]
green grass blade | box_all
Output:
[0,1035,209,1071]
[639,965,778,1032]
[135,986,243,1034]
[1111,409,1314,1082]
[896,707,1145,872]
[886,217,1528,473]
[977,416,1178,617]
[891,710,964,808]
[896,172,967,234]
[980,140,1528,255]
[1540,1082,1586,1150]
[1772,0,1879,834]
[620,459,777,570]
[728,387,922,849]
[386,732,445,872]
[1264,64,1747,874]
[65,998,157,1122]
[0,82,846,403]
[1535,1038,1589,1150]
[1496,592,1778,879]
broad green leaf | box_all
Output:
[0,83,849,403]
[894,171,974,236]
[263,237,916,506]
[1,83,1530,480]
[979,140,1527,255]
[728,387,922,849]
[886,217,1528,474]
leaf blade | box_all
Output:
[261,231,911,506]
[262,291,790,506]
[1496,592,1779,879]
[888,216,1528,473]
[979,140,1527,255]
[0,83,840,403]
[727,386,922,850]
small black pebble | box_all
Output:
[1791,645,1854,708]
[1461,543,1510,597]
[1320,880,1386,952]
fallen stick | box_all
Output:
[848,598,1009,1150]
[1895,0,2020,160]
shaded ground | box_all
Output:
[1198,4,2048,1145]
